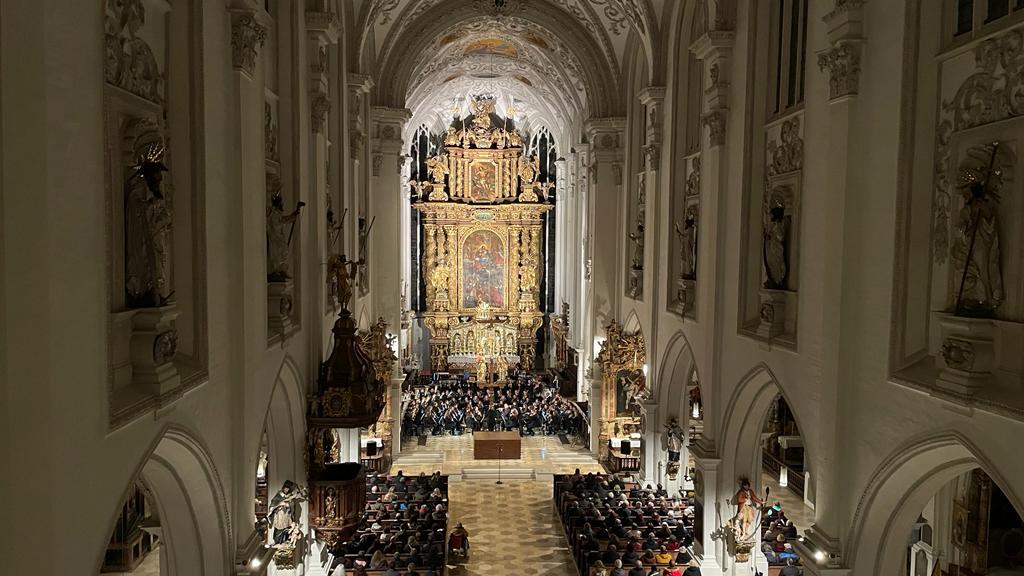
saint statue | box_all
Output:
[520,256,538,292]
[327,254,362,310]
[676,210,698,280]
[762,201,788,289]
[518,155,539,186]
[429,258,450,295]
[629,220,645,270]
[663,417,685,462]
[426,154,449,184]
[125,142,174,308]
[476,355,488,384]
[496,354,509,382]
[266,182,305,281]
[952,143,1005,316]
[729,478,764,541]
[265,480,308,547]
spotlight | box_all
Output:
[814,550,825,563]
[250,557,262,569]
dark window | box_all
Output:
[987,0,1010,21]
[957,0,975,35]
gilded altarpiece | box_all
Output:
[413,97,551,372]
[595,320,646,462]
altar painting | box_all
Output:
[462,229,505,308]
[470,161,498,202]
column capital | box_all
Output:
[818,1,866,102]
[305,8,340,44]
[348,73,375,94]
[229,9,268,78]
[370,107,412,156]
[584,117,625,163]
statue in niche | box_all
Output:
[675,207,698,281]
[952,142,1005,316]
[762,196,789,290]
[327,254,362,310]
[629,217,645,270]
[266,178,305,281]
[520,255,538,293]
[125,139,174,308]
[430,256,450,296]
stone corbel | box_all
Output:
[691,30,735,112]
[305,8,340,44]
[230,10,268,78]
[310,89,331,134]
[638,86,666,153]
[702,109,728,148]
[818,0,866,102]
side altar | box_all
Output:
[412,95,551,372]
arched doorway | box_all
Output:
[97,427,230,576]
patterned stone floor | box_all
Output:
[445,479,578,576]
[761,472,814,530]
[393,434,603,476]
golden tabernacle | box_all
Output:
[413,95,551,372]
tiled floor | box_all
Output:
[392,434,604,476]
[761,473,815,531]
[391,435,597,576]
[445,479,578,576]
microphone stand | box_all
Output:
[496,443,503,485]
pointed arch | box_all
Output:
[95,425,231,576]
[847,431,1024,574]
[262,354,306,490]
[655,330,699,424]
[719,363,816,492]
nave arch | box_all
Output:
[259,354,307,494]
[95,426,231,576]
[655,330,700,433]
[847,431,1024,575]
[718,364,817,502]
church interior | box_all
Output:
[8,0,1024,575]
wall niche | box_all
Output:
[103,0,207,427]
[892,15,1024,418]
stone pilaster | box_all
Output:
[690,442,723,576]
[818,1,865,102]
[582,118,624,441]
[368,107,411,340]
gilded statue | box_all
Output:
[496,354,509,382]
[125,140,174,308]
[470,95,496,130]
[520,256,538,292]
[426,154,450,184]
[518,155,539,186]
[429,258,450,295]
[327,254,362,310]
[444,126,461,146]
[762,198,789,289]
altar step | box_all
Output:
[459,467,536,480]
[547,451,599,463]
[392,451,444,466]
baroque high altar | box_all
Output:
[413,95,551,372]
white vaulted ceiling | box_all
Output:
[353,0,664,142]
